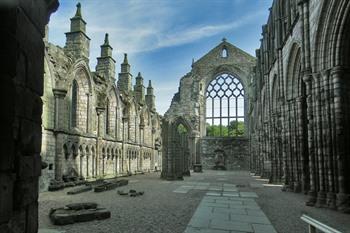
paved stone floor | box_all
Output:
[39,171,350,233]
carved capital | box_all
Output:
[52,88,67,98]
[96,107,105,115]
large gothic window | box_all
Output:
[71,80,78,128]
[206,73,244,136]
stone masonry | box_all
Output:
[40,3,162,191]
[162,40,255,180]
[0,0,58,232]
[249,0,350,213]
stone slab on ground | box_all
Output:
[49,203,111,225]
[94,179,128,192]
[67,185,93,195]
[38,229,66,233]
[184,195,277,233]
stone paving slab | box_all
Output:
[38,230,66,233]
[223,188,238,192]
[250,183,263,188]
[183,195,276,233]
[184,227,231,233]
[223,193,240,197]
[206,192,221,196]
[240,192,259,198]
[217,178,228,181]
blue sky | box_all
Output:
[48,0,272,114]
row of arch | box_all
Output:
[62,142,154,179]
[43,58,159,145]
[250,0,350,212]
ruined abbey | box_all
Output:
[40,3,162,191]
[1,0,350,232]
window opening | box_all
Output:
[206,73,244,136]
[71,80,78,128]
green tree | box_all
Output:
[177,124,188,134]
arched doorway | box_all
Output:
[175,123,191,176]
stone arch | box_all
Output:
[286,43,302,100]
[171,116,192,178]
[62,143,69,178]
[271,74,279,112]
[91,146,96,177]
[66,143,78,178]
[79,145,85,178]
[66,63,92,133]
[314,0,350,70]
[205,71,246,137]
[42,56,55,129]
[106,86,118,137]
[102,147,106,175]
[128,100,138,142]
[85,146,91,178]
[284,43,309,192]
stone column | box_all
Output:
[52,89,67,181]
[191,130,202,172]
[314,74,327,207]
[138,124,144,171]
[0,1,58,232]
[96,107,105,177]
[122,116,128,173]
[151,127,156,170]
[332,67,350,212]
[323,70,336,208]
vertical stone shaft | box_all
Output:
[53,89,67,181]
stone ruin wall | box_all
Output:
[200,137,249,170]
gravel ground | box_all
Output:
[39,170,350,233]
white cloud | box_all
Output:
[47,1,266,114]
[49,1,265,55]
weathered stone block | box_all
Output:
[16,8,45,96]
[67,185,92,195]
[66,203,97,210]
[14,179,38,208]
[0,140,14,171]
[50,203,110,225]
[94,179,128,192]
[20,119,42,154]
[26,202,38,233]
[8,210,26,233]
[0,173,14,223]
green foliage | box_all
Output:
[177,124,188,134]
[206,121,244,137]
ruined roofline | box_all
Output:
[192,39,256,67]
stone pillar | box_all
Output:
[53,88,67,181]
[332,67,350,212]
[96,107,105,177]
[150,127,156,170]
[138,124,144,171]
[0,1,58,232]
[122,116,128,173]
[323,70,336,209]
[191,130,202,172]
[314,74,327,207]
